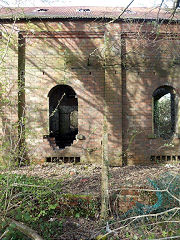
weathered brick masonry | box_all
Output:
[0,7,180,166]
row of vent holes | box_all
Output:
[35,8,91,13]
[150,155,180,161]
[46,157,80,163]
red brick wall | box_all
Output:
[0,19,180,165]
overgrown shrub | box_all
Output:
[0,174,99,239]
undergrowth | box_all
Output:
[0,173,99,240]
[0,172,179,240]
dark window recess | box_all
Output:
[46,157,80,163]
[48,85,78,149]
[77,8,91,12]
[153,86,176,139]
[36,8,49,12]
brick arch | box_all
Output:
[153,85,175,100]
[48,84,77,98]
[151,83,179,97]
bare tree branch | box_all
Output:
[3,218,44,240]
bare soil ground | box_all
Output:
[2,162,179,195]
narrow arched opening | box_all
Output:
[153,85,175,139]
[48,85,78,149]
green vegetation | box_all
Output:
[0,174,99,240]
[0,171,179,239]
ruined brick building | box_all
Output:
[0,6,180,166]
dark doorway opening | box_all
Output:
[48,85,78,149]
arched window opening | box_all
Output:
[153,86,175,139]
[48,85,78,149]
